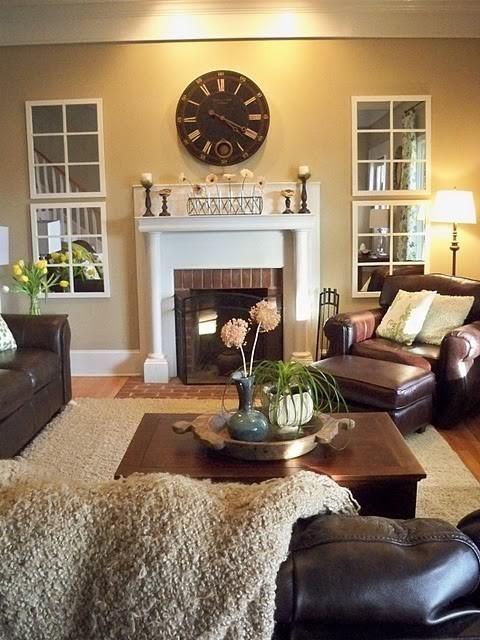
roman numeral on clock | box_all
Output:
[202,140,212,154]
[183,116,197,123]
[188,129,201,142]
[244,128,258,140]
[217,78,225,92]
[244,96,256,106]
[199,83,210,96]
[248,114,262,121]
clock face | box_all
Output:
[176,69,270,166]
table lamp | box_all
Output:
[430,190,476,276]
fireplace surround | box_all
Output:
[134,182,320,382]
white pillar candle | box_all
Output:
[141,172,153,183]
[298,165,310,177]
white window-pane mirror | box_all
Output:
[66,104,98,132]
[353,96,430,195]
[357,162,390,192]
[31,105,63,133]
[71,207,102,235]
[68,164,101,192]
[27,99,105,198]
[393,101,426,129]
[357,102,390,130]
[67,134,99,162]
[31,202,110,298]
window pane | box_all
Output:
[67,134,99,163]
[358,161,390,192]
[392,204,426,233]
[71,207,101,235]
[36,208,68,237]
[393,101,426,129]
[393,132,426,163]
[71,237,105,292]
[32,105,63,134]
[392,162,426,190]
[357,102,390,130]
[33,135,65,164]
[393,235,425,262]
[71,237,104,264]
[358,236,389,261]
[356,205,390,234]
[68,164,101,193]
[357,132,390,161]
[34,165,67,194]
[357,265,390,293]
[66,104,98,132]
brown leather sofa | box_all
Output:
[0,314,71,458]
[325,273,480,427]
[274,508,480,639]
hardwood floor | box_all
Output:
[72,376,480,482]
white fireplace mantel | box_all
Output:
[134,182,321,382]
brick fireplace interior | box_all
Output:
[174,268,283,384]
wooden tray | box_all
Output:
[172,413,355,461]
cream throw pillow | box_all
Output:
[0,315,16,352]
[417,294,474,345]
[376,289,436,346]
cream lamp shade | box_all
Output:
[430,189,476,276]
[0,226,8,266]
[369,208,389,229]
[431,190,477,224]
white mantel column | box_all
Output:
[143,232,169,382]
[291,228,313,363]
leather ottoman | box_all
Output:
[314,355,436,435]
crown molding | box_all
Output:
[0,0,479,45]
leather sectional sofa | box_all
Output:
[0,314,71,458]
[274,508,480,639]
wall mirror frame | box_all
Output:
[352,200,430,298]
[26,98,106,199]
[352,96,431,197]
[30,201,110,298]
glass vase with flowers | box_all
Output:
[6,259,68,315]
[220,300,280,442]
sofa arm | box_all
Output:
[440,322,480,381]
[324,308,384,356]
[275,514,480,627]
[3,314,72,404]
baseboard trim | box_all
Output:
[71,350,143,376]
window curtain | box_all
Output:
[395,110,419,261]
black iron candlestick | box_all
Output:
[158,188,172,217]
[298,173,311,213]
[141,180,154,217]
[281,189,295,214]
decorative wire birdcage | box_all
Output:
[315,288,340,360]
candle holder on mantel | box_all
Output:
[281,189,295,214]
[158,188,172,217]
[298,172,311,214]
[140,178,154,217]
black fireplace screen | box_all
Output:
[175,289,283,384]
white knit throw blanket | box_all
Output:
[0,467,358,640]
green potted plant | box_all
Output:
[253,359,348,440]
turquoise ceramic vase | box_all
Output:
[227,372,269,442]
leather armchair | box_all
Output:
[325,274,480,427]
[274,509,480,639]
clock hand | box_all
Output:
[208,109,247,133]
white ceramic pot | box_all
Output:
[268,388,314,430]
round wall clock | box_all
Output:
[175,69,270,166]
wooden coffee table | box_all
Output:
[115,412,426,518]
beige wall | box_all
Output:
[0,39,479,350]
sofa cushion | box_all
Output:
[0,316,16,352]
[352,338,432,371]
[417,293,475,345]
[376,289,436,346]
[0,369,33,421]
[0,349,60,392]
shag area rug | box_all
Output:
[14,398,480,525]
